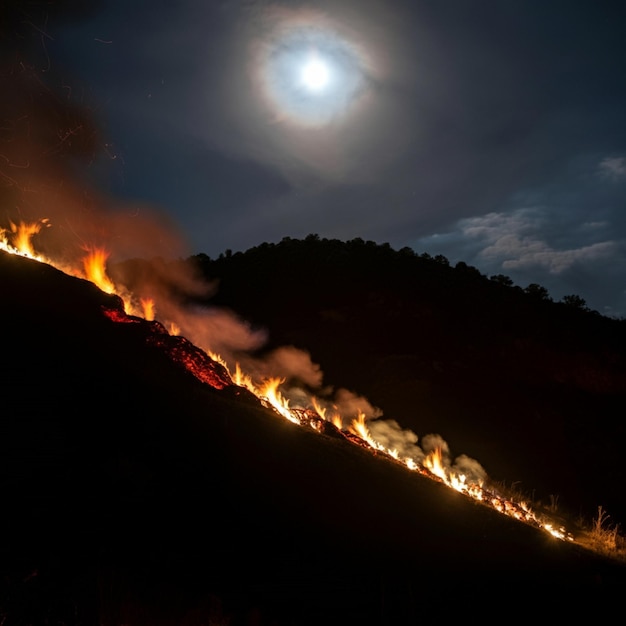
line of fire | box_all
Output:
[2,217,592,551]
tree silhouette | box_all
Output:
[561,294,588,310]
[524,283,551,301]
[490,274,514,287]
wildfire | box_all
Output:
[2,218,576,546]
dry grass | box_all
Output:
[577,505,626,561]
[492,481,626,563]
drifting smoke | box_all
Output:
[367,419,424,463]
[170,306,268,359]
[239,345,324,388]
[452,454,487,484]
[332,388,382,420]
[421,433,450,457]
[175,305,382,424]
[91,240,491,483]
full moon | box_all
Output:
[300,56,330,92]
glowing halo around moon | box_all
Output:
[254,18,370,128]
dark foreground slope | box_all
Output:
[2,250,626,625]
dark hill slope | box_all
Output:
[3,249,626,625]
[184,237,626,525]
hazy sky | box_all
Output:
[4,0,626,316]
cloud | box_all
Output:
[482,234,616,274]
[598,156,626,181]
[462,210,617,274]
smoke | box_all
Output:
[366,422,487,481]
[240,345,324,388]
[367,419,424,463]
[421,433,450,457]
[169,306,268,358]
[331,388,382,420]
[452,454,487,484]
[111,256,489,486]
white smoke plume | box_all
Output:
[331,387,383,420]
[421,433,450,457]
[452,454,487,484]
[172,306,269,358]
[237,345,325,389]
[367,419,424,463]
[358,420,488,485]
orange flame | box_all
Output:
[258,377,300,424]
[82,247,116,295]
[0,219,50,260]
[424,447,447,482]
[141,297,156,321]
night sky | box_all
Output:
[3,1,626,316]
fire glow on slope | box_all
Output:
[1,219,574,543]
[1,220,155,320]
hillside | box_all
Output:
[167,236,626,526]
[2,248,626,624]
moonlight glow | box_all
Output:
[300,55,330,92]
[255,21,368,127]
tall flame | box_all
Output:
[424,447,447,482]
[1,219,50,261]
[82,247,116,294]
[141,297,156,321]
